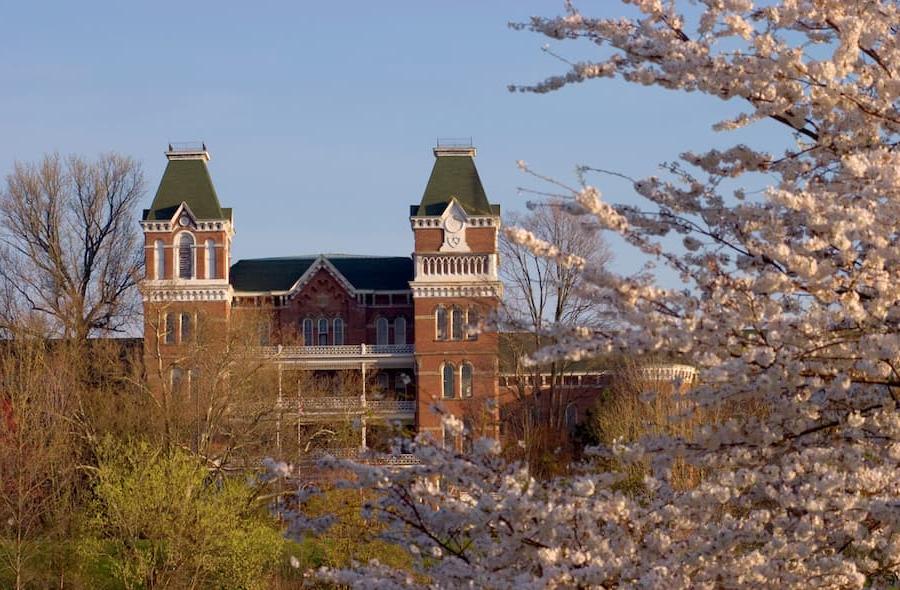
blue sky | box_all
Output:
[0,1,785,280]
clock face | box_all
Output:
[178,215,190,227]
[444,216,464,233]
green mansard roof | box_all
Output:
[143,155,227,221]
[230,255,414,293]
[414,147,499,217]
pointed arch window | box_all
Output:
[376,317,389,345]
[204,239,217,279]
[154,240,166,279]
[450,306,463,340]
[442,363,456,399]
[177,233,194,279]
[435,306,447,341]
[393,317,406,345]
[317,318,329,346]
[302,318,313,345]
[460,362,473,398]
[333,318,345,346]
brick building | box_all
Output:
[140,142,503,454]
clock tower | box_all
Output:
[410,142,502,445]
[140,144,233,384]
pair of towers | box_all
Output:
[140,142,501,443]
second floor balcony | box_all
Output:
[279,395,416,421]
[261,343,415,368]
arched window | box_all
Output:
[204,239,217,279]
[165,313,176,344]
[450,306,463,340]
[333,318,344,346]
[442,363,456,399]
[302,318,313,345]
[460,362,473,398]
[393,317,406,345]
[317,318,329,345]
[435,307,448,340]
[181,313,192,343]
[466,307,479,340]
[375,317,389,345]
[565,403,578,431]
[177,233,194,279]
[154,240,165,279]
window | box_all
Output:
[460,362,473,398]
[170,366,184,394]
[165,313,176,344]
[393,317,406,345]
[177,233,194,279]
[565,403,578,431]
[435,306,447,340]
[443,422,458,451]
[154,240,166,279]
[466,307,479,340]
[205,239,217,279]
[333,318,344,346]
[450,306,463,340]
[302,318,313,345]
[375,317,389,345]
[181,313,192,343]
[317,318,328,346]
[442,363,456,399]
[462,418,474,454]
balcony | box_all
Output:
[299,448,421,467]
[279,396,416,421]
[260,343,415,368]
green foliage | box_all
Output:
[87,438,284,589]
[293,489,411,572]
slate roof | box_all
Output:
[415,153,499,217]
[143,159,227,221]
[230,255,413,293]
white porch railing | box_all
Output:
[300,448,421,466]
[279,396,416,417]
[261,343,414,357]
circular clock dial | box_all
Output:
[178,215,190,227]
[444,216,464,233]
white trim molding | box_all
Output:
[409,282,502,299]
[141,280,233,303]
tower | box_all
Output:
[140,144,233,385]
[410,142,502,445]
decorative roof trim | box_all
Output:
[285,255,358,299]
[140,201,234,235]
[410,282,502,299]
[142,283,233,303]
[410,214,498,229]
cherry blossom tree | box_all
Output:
[277,2,900,587]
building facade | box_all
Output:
[140,142,502,454]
